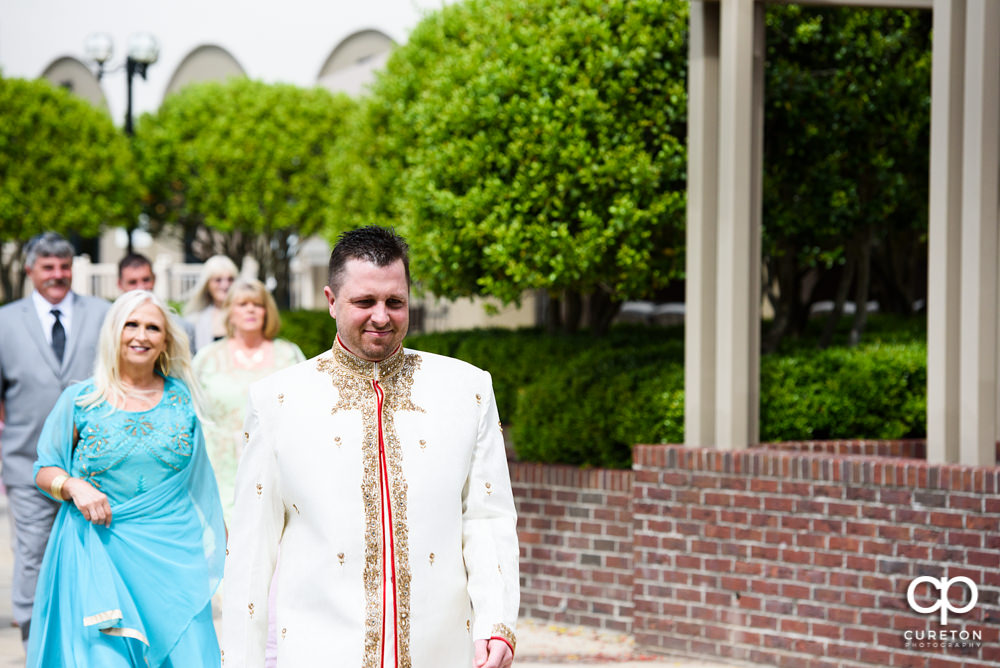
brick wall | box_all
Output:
[511,462,634,632]
[631,444,1000,668]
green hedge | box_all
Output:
[759,343,926,441]
[277,309,339,359]
[276,313,926,468]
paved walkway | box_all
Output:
[0,489,743,667]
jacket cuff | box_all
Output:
[490,623,516,655]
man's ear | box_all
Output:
[323,286,336,318]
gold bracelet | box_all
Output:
[49,474,69,501]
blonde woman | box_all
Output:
[183,254,239,352]
[29,290,225,667]
[192,278,304,522]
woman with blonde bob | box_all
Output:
[28,290,226,667]
[183,254,240,352]
[193,277,304,522]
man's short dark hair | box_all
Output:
[327,226,410,294]
[118,253,152,279]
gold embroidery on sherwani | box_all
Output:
[491,623,517,652]
[317,345,424,668]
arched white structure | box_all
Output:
[41,56,108,113]
[164,44,246,98]
[316,29,394,96]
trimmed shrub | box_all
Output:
[760,342,926,441]
[512,341,683,469]
[278,310,338,359]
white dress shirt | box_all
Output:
[32,291,73,345]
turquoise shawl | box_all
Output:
[26,379,226,667]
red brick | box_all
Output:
[845,520,878,537]
[764,496,794,512]
[912,527,944,542]
[846,554,877,571]
[844,627,874,644]
[830,572,858,588]
[791,638,826,655]
[812,518,844,533]
[782,548,812,565]
[689,507,720,524]
[966,515,1000,531]
[858,647,891,665]
[928,511,964,529]
[826,606,856,624]
[753,616,780,631]
[765,529,795,545]
[814,587,843,604]
[796,603,826,620]
[719,509,749,524]
[705,524,732,540]
[949,494,984,511]
[732,527,764,542]
[795,533,826,550]
[878,525,912,541]
[750,479,779,494]
[811,622,840,639]
[750,545,779,561]
[828,502,859,517]
[861,504,893,521]
[814,552,844,568]
[860,612,893,630]
[780,618,808,634]
[896,543,930,560]
[827,642,858,660]
[892,652,929,668]
[862,540,894,556]
[795,498,826,514]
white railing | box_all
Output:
[70,255,209,305]
[69,254,329,311]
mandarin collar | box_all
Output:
[332,336,406,381]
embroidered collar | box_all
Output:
[331,335,406,381]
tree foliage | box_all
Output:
[327,0,689,333]
[0,76,140,301]
[763,6,932,349]
[133,79,356,307]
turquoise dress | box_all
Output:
[27,376,226,668]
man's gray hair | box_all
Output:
[25,233,74,268]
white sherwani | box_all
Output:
[222,341,519,668]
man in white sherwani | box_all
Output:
[223,226,519,668]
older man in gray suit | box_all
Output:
[0,233,109,643]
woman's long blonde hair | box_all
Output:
[78,290,207,420]
[182,254,239,316]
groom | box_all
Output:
[224,226,519,668]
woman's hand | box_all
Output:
[65,477,112,527]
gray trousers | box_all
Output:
[7,484,59,628]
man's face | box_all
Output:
[324,258,409,362]
[118,264,155,292]
[26,255,72,305]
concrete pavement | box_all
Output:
[0,488,743,667]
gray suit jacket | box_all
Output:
[0,292,109,487]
